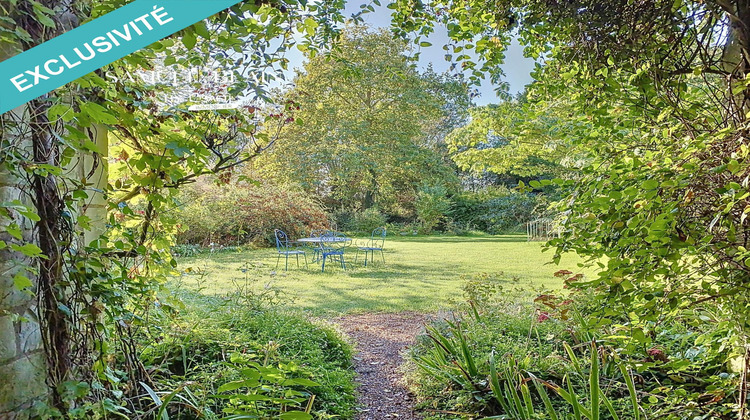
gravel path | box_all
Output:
[335,312,430,420]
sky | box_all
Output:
[280,2,538,106]
[342,2,537,105]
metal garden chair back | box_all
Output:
[370,227,386,249]
[274,229,307,271]
[308,229,327,262]
[355,227,386,267]
[320,231,348,272]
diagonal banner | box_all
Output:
[0,0,244,114]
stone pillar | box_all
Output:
[79,124,109,245]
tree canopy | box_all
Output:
[251,26,470,214]
[446,98,583,179]
[390,2,750,414]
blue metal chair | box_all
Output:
[309,229,327,262]
[321,231,348,272]
[355,227,386,267]
[274,229,307,270]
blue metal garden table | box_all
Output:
[297,235,350,271]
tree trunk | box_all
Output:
[0,6,52,409]
[29,96,70,409]
[363,168,378,209]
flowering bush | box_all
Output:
[176,181,329,246]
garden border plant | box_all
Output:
[405,272,742,419]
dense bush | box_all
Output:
[176,181,329,246]
[349,207,387,234]
[406,273,743,419]
[415,184,452,234]
[140,287,357,419]
[330,208,355,232]
[330,207,387,235]
[451,187,549,233]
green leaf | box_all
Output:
[140,382,162,407]
[182,30,197,49]
[303,17,318,35]
[165,141,191,157]
[79,102,118,125]
[31,1,56,28]
[193,20,210,39]
[618,363,641,420]
[217,379,260,393]
[14,27,32,42]
[279,411,312,420]
[10,243,44,258]
[631,327,648,343]
[728,159,740,174]
[589,342,600,420]
[282,378,320,387]
[6,224,22,240]
[13,273,33,290]
[642,179,659,190]
[48,104,73,121]
[530,376,559,420]
[212,393,271,402]
[72,190,89,200]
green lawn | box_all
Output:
[174,234,592,316]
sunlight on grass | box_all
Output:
[173,234,594,316]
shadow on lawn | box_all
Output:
[344,264,467,280]
[393,235,528,244]
[298,283,447,313]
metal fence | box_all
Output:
[526,218,560,241]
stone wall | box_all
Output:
[0,106,49,419]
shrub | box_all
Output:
[329,207,387,234]
[140,288,357,419]
[331,208,355,232]
[349,207,387,234]
[443,219,478,236]
[176,180,329,246]
[405,272,743,419]
[478,193,546,233]
[385,221,420,236]
[171,243,203,257]
[451,187,549,234]
[415,184,452,234]
[406,274,570,411]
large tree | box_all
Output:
[252,26,469,214]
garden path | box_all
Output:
[335,312,430,420]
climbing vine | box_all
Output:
[0,0,346,415]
